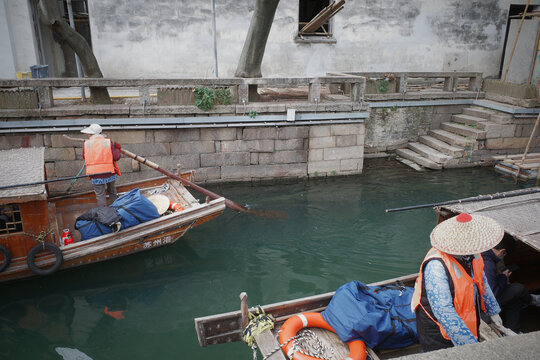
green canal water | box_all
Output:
[0,161,533,360]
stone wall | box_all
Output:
[0,123,365,194]
[364,105,466,153]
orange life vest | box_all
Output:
[84,137,116,176]
[411,247,486,340]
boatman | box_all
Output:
[411,212,511,352]
[81,124,122,206]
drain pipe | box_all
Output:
[211,0,219,77]
[66,0,86,101]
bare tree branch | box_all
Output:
[38,0,111,104]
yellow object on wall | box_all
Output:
[15,72,32,79]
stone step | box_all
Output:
[489,113,514,124]
[441,122,486,140]
[452,114,490,130]
[429,129,477,149]
[463,107,494,120]
[419,135,464,157]
[396,156,424,171]
[396,148,442,170]
[408,142,452,163]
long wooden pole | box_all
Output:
[0,172,111,190]
[502,0,531,82]
[516,112,540,182]
[385,187,540,213]
[520,112,540,165]
[63,135,287,219]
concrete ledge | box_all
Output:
[484,79,536,99]
[396,331,540,360]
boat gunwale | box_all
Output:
[194,273,418,347]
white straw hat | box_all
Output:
[430,213,504,255]
[81,123,103,135]
[147,194,170,215]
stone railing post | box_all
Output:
[350,78,366,102]
[238,83,249,105]
[468,73,483,91]
[309,79,321,103]
[37,85,54,108]
[398,74,408,94]
[443,76,454,92]
[139,85,150,104]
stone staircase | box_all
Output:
[396,106,513,170]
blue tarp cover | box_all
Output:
[321,281,418,349]
[76,188,160,240]
[111,188,160,230]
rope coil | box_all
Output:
[242,306,275,347]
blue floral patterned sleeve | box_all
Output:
[424,260,478,346]
[482,272,501,316]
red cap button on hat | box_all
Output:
[456,213,472,223]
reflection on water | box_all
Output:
[0,162,532,359]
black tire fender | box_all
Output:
[26,243,63,276]
[0,244,11,273]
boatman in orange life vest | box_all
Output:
[411,213,514,352]
[81,124,122,207]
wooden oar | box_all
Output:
[386,187,540,213]
[63,135,287,219]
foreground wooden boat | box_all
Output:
[194,187,540,359]
[0,147,225,283]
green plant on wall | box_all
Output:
[379,79,389,94]
[249,110,259,118]
[194,87,215,111]
[214,87,233,105]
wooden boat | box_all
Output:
[0,147,225,283]
[493,153,540,182]
[194,187,540,359]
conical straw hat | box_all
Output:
[147,194,170,215]
[430,213,504,255]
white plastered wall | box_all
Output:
[0,0,39,78]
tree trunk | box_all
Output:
[235,0,280,79]
[38,0,111,104]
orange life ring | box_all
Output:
[279,312,366,360]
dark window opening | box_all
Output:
[299,0,331,36]
[0,204,24,235]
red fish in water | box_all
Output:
[104,306,125,319]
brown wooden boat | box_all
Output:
[194,187,540,359]
[0,147,225,283]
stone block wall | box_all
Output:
[484,116,540,156]
[308,124,365,176]
[364,105,466,154]
[1,123,365,195]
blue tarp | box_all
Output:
[76,188,160,240]
[111,188,160,230]
[321,281,418,349]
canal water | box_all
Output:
[0,161,533,360]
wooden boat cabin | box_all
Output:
[194,187,540,359]
[0,147,225,282]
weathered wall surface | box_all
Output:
[364,105,466,153]
[85,0,529,78]
[0,0,39,78]
[502,19,540,84]
[0,123,365,194]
